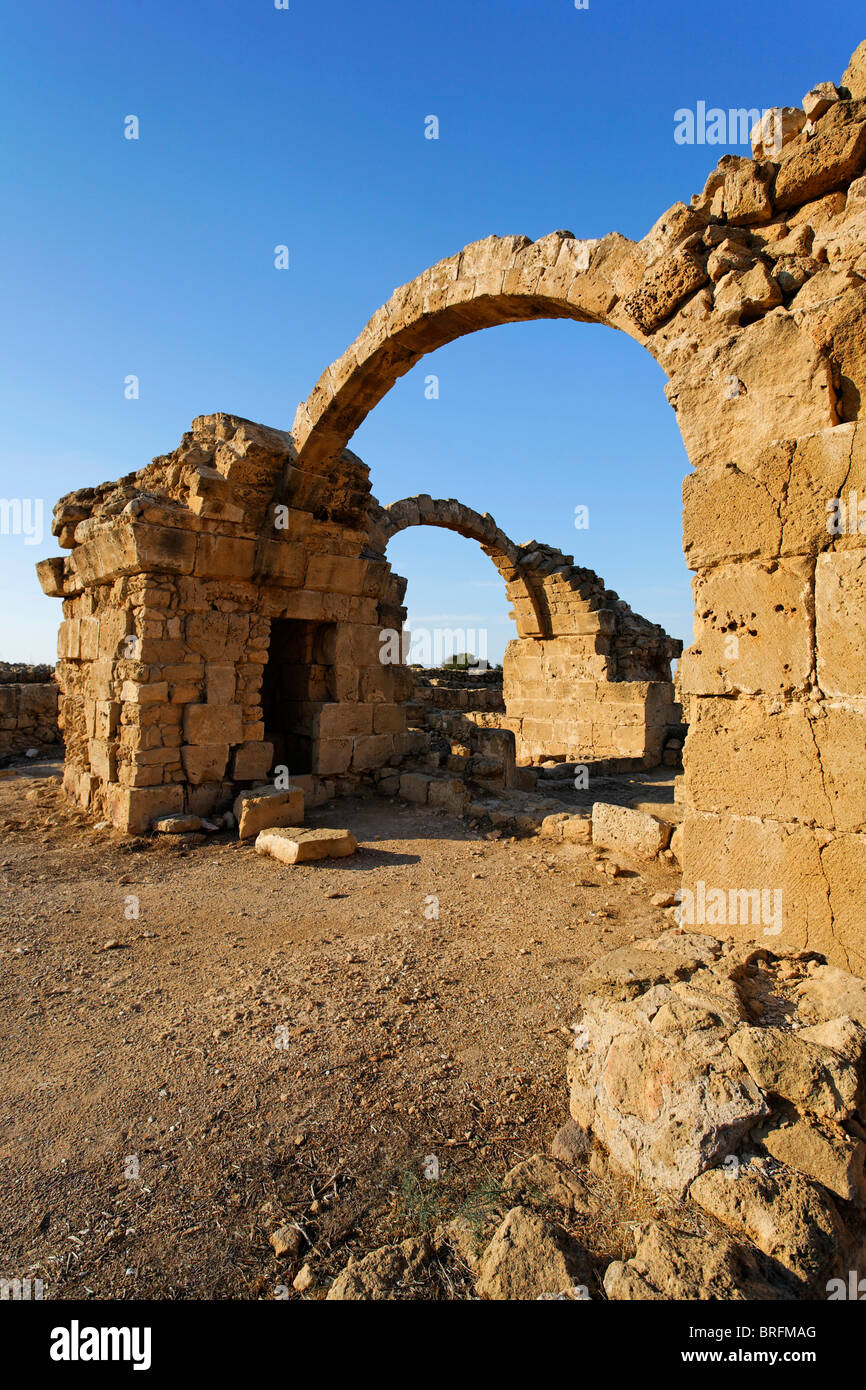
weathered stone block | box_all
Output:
[231,740,274,781]
[183,703,244,746]
[233,785,305,840]
[591,802,670,858]
[815,550,866,697]
[182,743,229,784]
[255,826,357,864]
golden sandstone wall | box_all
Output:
[37,42,866,969]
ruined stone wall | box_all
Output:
[504,643,678,766]
[0,665,60,757]
[40,418,414,832]
[378,495,681,767]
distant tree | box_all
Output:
[442,652,476,669]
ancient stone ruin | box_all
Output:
[38,41,866,980]
[0,663,59,758]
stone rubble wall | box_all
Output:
[0,679,60,757]
[568,926,866,1297]
[38,417,416,832]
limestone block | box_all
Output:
[105,783,184,833]
[182,743,229,785]
[399,773,430,804]
[153,813,202,834]
[427,778,469,815]
[58,619,80,659]
[79,616,100,660]
[94,700,119,740]
[681,559,813,695]
[474,1207,590,1301]
[728,1026,859,1121]
[722,158,775,224]
[622,247,709,334]
[254,540,307,587]
[760,1115,866,1206]
[121,681,169,705]
[603,1221,783,1301]
[671,311,837,472]
[255,826,357,865]
[233,785,305,841]
[803,83,842,122]
[684,697,832,825]
[186,612,249,662]
[591,802,670,858]
[842,40,866,100]
[206,664,236,704]
[183,703,244,746]
[821,834,866,975]
[231,740,274,781]
[561,813,592,844]
[774,108,866,209]
[315,704,373,738]
[689,1166,843,1287]
[679,811,832,958]
[194,534,256,581]
[305,555,367,595]
[351,734,392,771]
[815,550,866,697]
[87,738,117,782]
[713,262,782,322]
[372,703,407,734]
[314,738,353,776]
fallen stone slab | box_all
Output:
[592,801,671,858]
[255,826,357,865]
[795,966,866,1028]
[233,785,304,841]
[758,1113,866,1207]
[728,1024,859,1122]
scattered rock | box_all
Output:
[475,1206,591,1301]
[689,1163,843,1288]
[604,1221,792,1301]
[152,813,202,835]
[591,802,671,859]
[326,1237,431,1300]
[269,1224,303,1258]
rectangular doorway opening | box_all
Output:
[260,619,336,776]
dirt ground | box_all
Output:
[0,758,682,1300]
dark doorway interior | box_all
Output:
[260,619,336,776]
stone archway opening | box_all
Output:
[374,494,682,774]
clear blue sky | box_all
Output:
[2,0,862,663]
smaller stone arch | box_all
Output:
[371,495,547,638]
[374,493,683,766]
